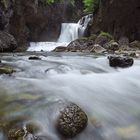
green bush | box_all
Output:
[83,0,99,13]
[99,31,113,39]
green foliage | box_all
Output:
[99,31,113,39]
[83,0,99,13]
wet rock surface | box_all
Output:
[108,56,134,68]
[56,103,88,138]
[28,56,41,60]
[52,46,66,52]
[8,127,25,140]
[0,64,16,74]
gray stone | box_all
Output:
[56,103,88,138]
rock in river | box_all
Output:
[28,56,41,60]
[108,56,134,68]
[0,64,16,74]
[56,103,88,138]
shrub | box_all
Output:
[99,31,113,39]
[83,0,99,13]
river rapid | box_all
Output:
[0,52,140,140]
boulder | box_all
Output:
[0,64,15,74]
[95,33,112,46]
[104,40,119,51]
[28,56,41,60]
[8,128,25,140]
[118,37,129,46]
[66,35,96,52]
[130,40,140,49]
[56,103,88,138]
[90,44,106,53]
[108,56,134,68]
[0,31,17,52]
[52,46,66,52]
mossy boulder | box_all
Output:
[95,32,113,46]
[56,103,88,138]
[0,64,15,74]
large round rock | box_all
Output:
[56,103,88,138]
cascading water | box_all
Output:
[78,14,93,37]
[58,14,93,43]
[57,23,80,43]
[28,14,93,51]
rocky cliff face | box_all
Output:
[90,0,140,41]
[0,0,84,51]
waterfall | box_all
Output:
[78,14,93,37]
[58,14,93,43]
[28,14,93,52]
[57,23,80,43]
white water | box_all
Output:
[57,23,80,43]
[28,14,92,52]
[78,14,93,37]
[28,42,69,52]
[0,53,140,140]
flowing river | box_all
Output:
[0,52,140,140]
[0,14,140,140]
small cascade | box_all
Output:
[78,14,93,37]
[28,14,93,52]
[57,23,80,43]
[58,14,93,43]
